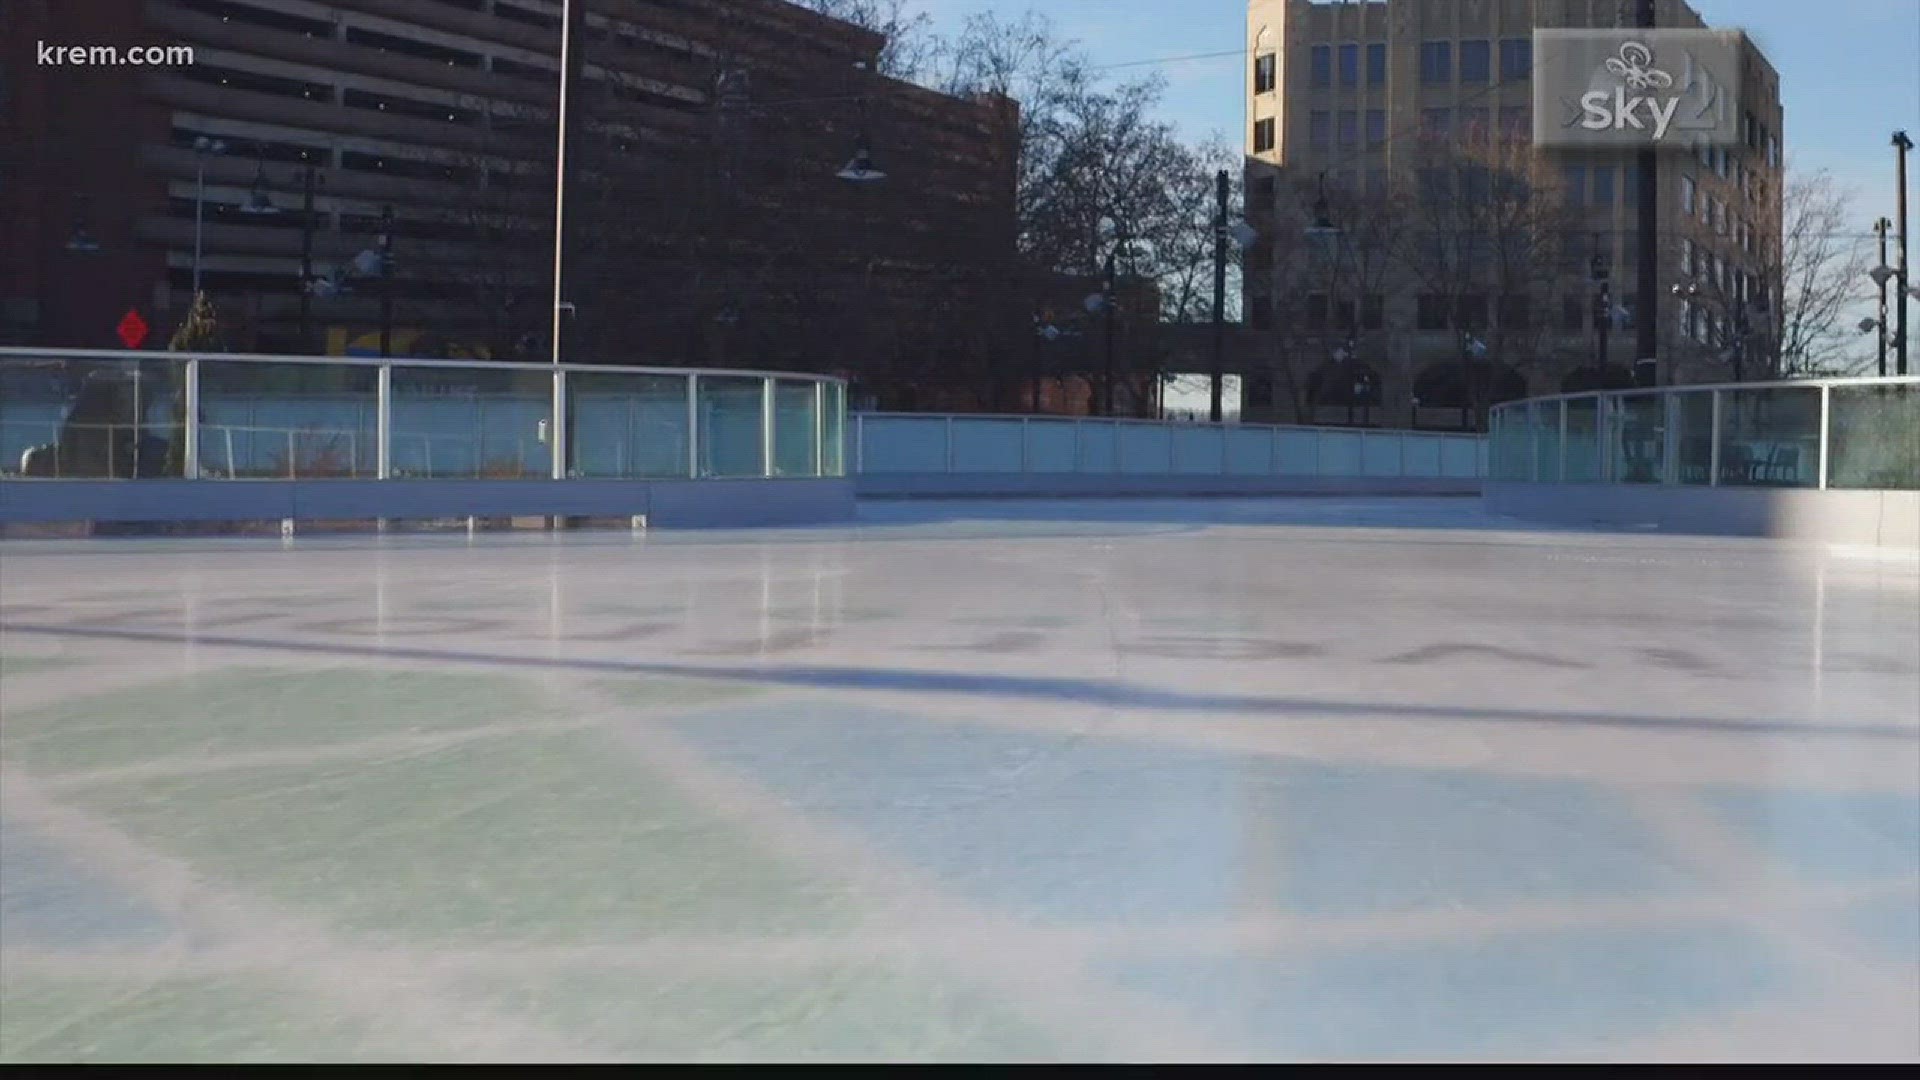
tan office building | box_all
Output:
[1241,0,1783,427]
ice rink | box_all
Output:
[2,497,1917,1062]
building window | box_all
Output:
[1337,110,1359,147]
[1338,43,1360,87]
[1562,295,1585,331]
[1561,165,1587,206]
[1499,37,1531,80]
[1417,294,1449,330]
[1254,52,1276,94]
[1682,238,1695,276]
[1255,117,1278,152]
[1421,107,1451,140]
[1459,40,1491,84]
[1499,105,1530,140]
[1680,174,1696,214]
[1460,106,1490,143]
[1624,167,1639,206]
[1361,294,1385,330]
[1305,292,1330,330]
[1591,165,1615,206]
[1420,41,1451,84]
[1499,294,1530,330]
[1462,165,1492,206]
[1416,168,1452,204]
[1306,112,1327,149]
[1455,294,1488,330]
[1251,174,1277,210]
[1311,44,1332,88]
[1365,109,1387,146]
[1366,42,1387,86]
[1365,168,1388,199]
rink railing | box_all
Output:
[1485,375,1919,490]
[0,348,848,483]
[852,412,1488,480]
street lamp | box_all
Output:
[1893,130,1912,375]
[191,135,228,296]
[239,161,280,216]
[837,132,887,183]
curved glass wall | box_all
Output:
[0,351,847,482]
[1489,376,1919,491]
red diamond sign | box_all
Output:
[116,308,149,350]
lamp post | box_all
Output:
[1872,217,1893,376]
[297,164,322,351]
[1101,246,1119,417]
[550,0,575,366]
[378,204,394,358]
[1893,130,1912,375]
[1632,0,1660,387]
[191,136,227,296]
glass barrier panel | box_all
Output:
[951,419,1025,472]
[1564,396,1602,481]
[1024,419,1079,473]
[1673,390,1714,485]
[772,380,821,477]
[1607,392,1665,484]
[820,383,846,477]
[697,376,766,478]
[567,372,689,479]
[201,360,374,479]
[2,356,188,479]
[1489,405,1529,480]
[1531,400,1563,482]
[1828,384,1918,490]
[1717,386,1820,488]
[391,366,550,479]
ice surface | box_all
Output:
[2,497,1916,1062]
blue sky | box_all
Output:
[917,0,1920,234]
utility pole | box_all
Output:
[1102,246,1118,417]
[1210,168,1228,423]
[1875,216,1892,376]
[1894,130,1912,376]
[297,164,319,351]
[1632,0,1659,387]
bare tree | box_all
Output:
[788,0,945,82]
[1769,168,1873,377]
[1391,132,1583,427]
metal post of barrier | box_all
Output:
[761,376,775,477]
[1661,391,1680,485]
[686,375,700,479]
[286,429,297,479]
[1597,396,1611,482]
[1817,383,1832,489]
[1709,390,1722,486]
[854,410,864,475]
[814,380,825,477]
[182,358,201,480]
[552,367,569,480]
[376,364,392,480]
[1557,400,1568,483]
